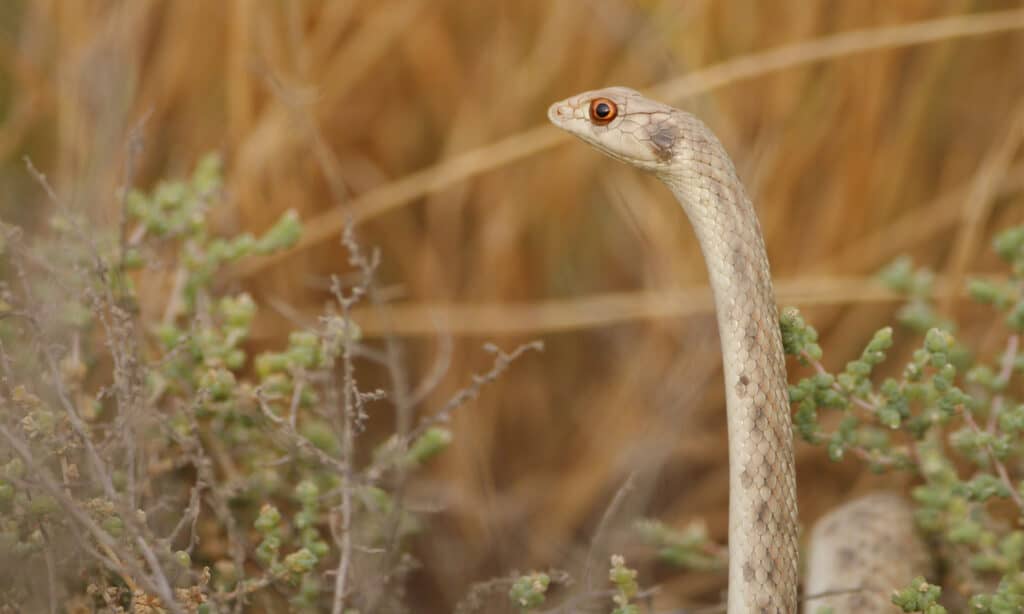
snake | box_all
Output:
[548,87,929,613]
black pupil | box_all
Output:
[595,103,610,118]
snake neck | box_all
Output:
[661,139,800,613]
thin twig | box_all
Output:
[406,325,454,410]
[330,223,377,614]
[254,389,355,478]
[408,340,544,441]
[38,525,58,614]
[583,472,636,591]
[167,485,203,550]
[0,426,185,614]
[988,333,1019,433]
[16,275,178,609]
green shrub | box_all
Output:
[0,154,537,613]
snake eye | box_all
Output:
[589,98,617,124]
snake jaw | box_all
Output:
[547,86,681,173]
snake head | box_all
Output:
[547,86,684,174]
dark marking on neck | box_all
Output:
[756,500,770,525]
[735,373,751,397]
[649,125,677,161]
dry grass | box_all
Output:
[2,1,1024,610]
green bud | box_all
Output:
[27,495,58,517]
[174,550,191,568]
[255,504,282,533]
[227,233,256,259]
[192,152,223,194]
[779,308,820,360]
[2,460,23,485]
[200,368,236,402]
[878,257,914,293]
[260,373,291,399]
[256,353,291,378]
[1000,405,1024,433]
[966,365,996,389]
[964,474,1009,502]
[845,360,871,378]
[509,572,550,609]
[102,515,124,537]
[827,438,845,461]
[224,349,246,370]
[968,278,1009,308]
[1007,301,1024,331]
[925,328,953,354]
[812,373,835,389]
[891,577,945,613]
[994,226,1024,262]
[898,302,940,333]
[991,434,1012,459]
[256,210,302,254]
[155,180,188,209]
[283,548,318,574]
[288,345,318,369]
[290,331,318,348]
[816,388,847,410]
[324,316,362,347]
[299,420,341,456]
[609,554,639,610]
[220,294,257,328]
[295,480,319,507]
[836,373,857,392]
[880,378,901,399]
[214,560,238,584]
[122,248,144,270]
[948,519,982,544]
[309,540,329,559]
[125,190,149,218]
[969,554,999,574]
[794,400,819,441]
[878,406,901,429]
[1000,531,1024,562]
[867,327,894,352]
[299,386,319,407]
[256,534,280,563]
[406,427,453,465]
[294,507,313,532]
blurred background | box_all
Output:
[2,1,1024,610]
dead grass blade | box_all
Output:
[232,7,1024,280]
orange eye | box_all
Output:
[589,98,617,124]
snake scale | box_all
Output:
[548,87,928,613]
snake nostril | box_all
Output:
[548,103,571,122]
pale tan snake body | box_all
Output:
[548,87,929,612]
[549,86,799,612]
[805,493,930,612]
